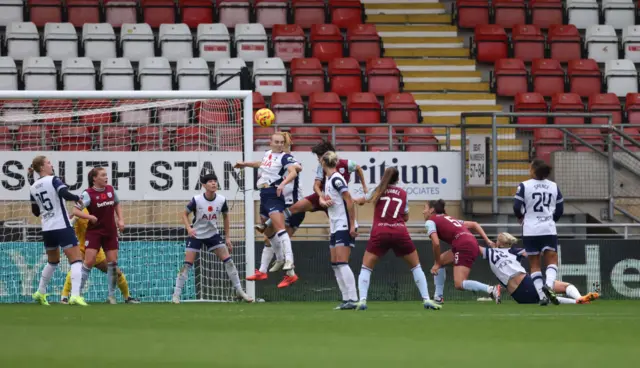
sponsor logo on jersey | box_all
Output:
[201,213,218,221]
[97,200,115,208]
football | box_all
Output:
[255,108,275,127]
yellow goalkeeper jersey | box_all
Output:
[74,209,89,250]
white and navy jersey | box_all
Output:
[257,150,298,188]
[29,176,72,231]
[483,247,527,286]
[186,193,228,239]
[514,179,564,236]
[324,172,350,234]
[283,176,303,205]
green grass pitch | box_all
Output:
[0,301,638,368]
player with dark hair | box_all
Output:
[354,167,440,311]
[514,159,564,306]
[172,173,252,303]
[425,199,502,303]
[72,166,125,304]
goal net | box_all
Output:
[0,91,255,303]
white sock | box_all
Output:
[338,263,358,301]
[358,266,372,302]
[173,262,192,297]
[545,264,558,289]
[224,257,242,291]
[37,262,58,294]
[411,265,431,301]
[264,218,272,227]
[557,296,576,304]
[434,267,446,298]
[268,234,284,262]
[259,246,275,273]
[565,284,582,299]
[462,279,491,294]
[107,262,117,298]
[80,264,91,292]
[277,230,294,263]
[531,271,546,299]
[332,263,349,301]
[70,261,82,297]
[286,269,296,277]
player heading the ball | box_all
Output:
[173,173,253,303]
[354,167,441,311]
[29,155,87,306]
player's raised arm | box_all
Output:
[276,155,300,196]
[72,191,97,223]
[234,160,261,169]
[464,220,494,247]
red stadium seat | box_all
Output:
[179,0,214,29]
[254,126,275,151]
[217,0,250,28]
[384,93,420,125]
[309,92,343,125]
[512,25,545,63]
[548,25,582,63]
[104,0,137,27]
[292,0,326,29]
[272,92,305,125]
[347,24,380,63]
[530,0,563,29]
[625,93,640,124]
[514,92,548,129]
[272,24,305,62]
[334,126,362,151]
[588,93,622,125]
[39,100,74,130]
[102,127,131,151]
[290,58,326,97]
[255,0,288,29]
[66,0,100,27]
[568,59,602,98]
[290,126,324,150]
[493,58,528,97]
[347,92,380,125]
[176,126,214,151]
[136,126,170,151]
[533,127,563,163]
[18,125,50,150]
[58,126,92,151]
[28,0,63,27]
[217,126,243,151]
[551,93,585,125]
[455,0,489,29]
[532,59,565,98]
[0,127,12,151]
[310,24,344,63]
[76,99,113,130]
[403,126,438,152]
[252,92,266,119]
[141,0,176,28]
[492,0,526,28]
[329,0,362,29]
[197,99,242,126]
[328,57,362,97]
[366,58,401,96]
[569,127,604,152]
[365,126,398,152]
[615,127,640,152]
[474,25,509,64]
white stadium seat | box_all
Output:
[585,25,619,63]
[253,57,287,96]
[5,22,40,61]
[62,57,96,90]
[44,23,79,61]
[82,23,117,61]
[218,0,250,29]
[272,93,304,126]
[0,0,23,27]
[117,100,150,125]
[0,57,18,90]
[121,23,155,62]
[2,100,34,125]
[101,58,134,90]
[197,24,231,62]
[602,0,635,30]
[623,26,640,63]
[235,23,268,62]
[138,57,173,91]
[255,0,287,29]
[158,23,194,62]
[176,58,210,90]
[566,0,599,30]
[605,59,638,96]
[22,57,57,90]
[214,58,246,90]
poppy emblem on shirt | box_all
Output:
[100,194,107,200]
[208,206,213,212]
[268,154,272,160]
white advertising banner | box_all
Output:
[0,151,461,201]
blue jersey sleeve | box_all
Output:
[331,176,348,194]
[186,197,196,213]
[508,246,526,262]
[425,220,436,236]
[513,183,525,219]
[52,176,67,193]
[79,191,91,208]
[221,199,229,213]
[554,186,564,221]
[280,154,297,170]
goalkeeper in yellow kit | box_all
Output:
[60,209,140,304]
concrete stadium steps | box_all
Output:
[367,14,451,24]
[394,59,476,71]
[376,25,458,37]
[382,37,464,48]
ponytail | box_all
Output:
[371,167,400,204]
[30,155,47,175]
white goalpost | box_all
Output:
[0,90,255,303]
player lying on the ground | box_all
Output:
[29,155,87,306]
[480,233,599,304]
[60,208,140,304]
[425,200,502,304]
[172,173,252,303]
[354,167,441,311]
[248,132,302,288]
